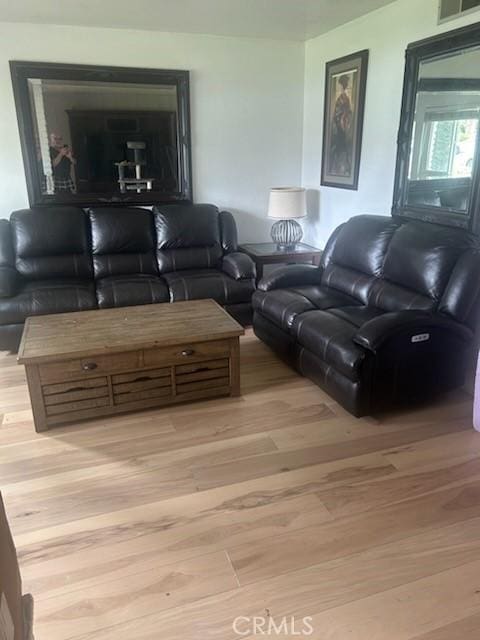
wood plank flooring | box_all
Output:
[1,329,479,640]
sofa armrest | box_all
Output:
[258,264,322,292]
[353,310,473,354]
[221,252,256,280]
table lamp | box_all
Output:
[268,187,307,250]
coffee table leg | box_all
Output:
[229,337,241,397]
[25,365,48,432]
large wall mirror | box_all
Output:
[393,23,480,233]
[10,61,192,207]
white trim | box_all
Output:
[438,0,480,24]
[29,79,54,194]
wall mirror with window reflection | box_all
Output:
[10,62,192,207]
[393,23,480,233]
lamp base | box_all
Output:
[271,219,303,251]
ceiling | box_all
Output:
[0,0,398,41]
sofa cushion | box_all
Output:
[378,221,475,306]
[368,279,436,313]
[163,269,254,305]
[320,216,399,304]
[296,346,366,417]
[10,208,92,280]
[253,285,360,331]
[292,309,378,381]
[329,215,399,277]
[95,274,169,309]
[89,208,157,278]
[253,289,316,330]
[292,286,361,310]
[154,204,223,273]
[439,249,480,326]
[327,305,385,327]
[156,246,224,274]
[0,280,96,325]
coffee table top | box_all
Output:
[18,299,244,364]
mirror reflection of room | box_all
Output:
[407,46,480,213]
[27,78,179,196]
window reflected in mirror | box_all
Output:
[407,46,480,213]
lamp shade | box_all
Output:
[267,187,307,220]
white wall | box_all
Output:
[3,1,480,246]
[301,0,480,247]
[0,22,305,242]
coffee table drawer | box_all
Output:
[39,351,142,384]
[144,340,230,368]
[42,376,110,417]
[112,367,173,406]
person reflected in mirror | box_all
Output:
[49,132,76,193]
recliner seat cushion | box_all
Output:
[252,285,361,331]
[292,307,383,381]
[89,208,158,278]
[327,305,385,327]
[95,274,169,309]
[154,205,223,273]
[163,269,254,305]
[10,208,92,280]
[368,278,436,313]
[0,279,96,325]
[252,289,316,330]
[296,346,366,417]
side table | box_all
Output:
[239,242,323,283]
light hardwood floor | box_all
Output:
[1,330,479,640]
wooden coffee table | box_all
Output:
[17,300,244,432]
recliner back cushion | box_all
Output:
[370,221,475,312]
[439,249,480,327]
[322,215,398,304]
[89,208,157,278]
[154,204,223,273]
[219,210,238,253]
[10,207,92,280]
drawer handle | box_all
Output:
[133,376,152,383]
[181,349,195,357]
[82,362,98,371]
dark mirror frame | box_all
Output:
[10,61,193,208]
[392,22,480,234]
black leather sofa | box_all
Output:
[253,215,480,416]
[0,204,256,351]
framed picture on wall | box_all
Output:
[321,49,369,190]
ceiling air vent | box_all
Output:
[439,0,480,21]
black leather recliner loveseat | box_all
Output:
[0,203,256,351]
[253,215,480,416]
